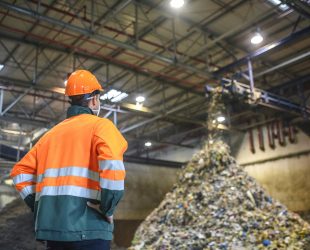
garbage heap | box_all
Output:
[130,141,310,249]
[130,88,310,250]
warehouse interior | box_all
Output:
[0,0,309,249]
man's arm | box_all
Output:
[92,119,128,222]
[10,146,38,211]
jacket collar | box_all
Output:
[66,105,94,118]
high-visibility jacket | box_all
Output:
[10,106,128,241]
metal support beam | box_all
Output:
[33,46,39,84]
[0,40,32,81]
[0,143,184,168]
[0,80,204,134]
[126,134,196,150]
[269,75,310,94]
[0,31,204,96]
[0,1,213,78]
[41,98,57,118]
[1,44,20,65]
[90,0,94,31]
[171,17,177,62]
[104,110,113,118]
[0,113,49,127]
[0,89,3,114]
[207,80,310,118]
[16,129,22,161]
[134,0,138,46]
[3,0,185,91]
[98,0,133,28]
[189,7,277,61]
[255,51,310,78]
[291,15,302,34]
[215,26,310,75]
[247,58,254,94]
[1,88,32,116]
[283,0,310,20]
[9,92,31,118]
[121,99,206,134]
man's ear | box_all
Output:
[95,95,100,105]
[91,96,96,106]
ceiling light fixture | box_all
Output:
[136,96,145,103]
[111,93,128,103]
[145,141,152,147]
[216,116,226,123]
[251,30,264,44]
[267,0,289,11]
[100,89,128,103]
[170,0,184,9]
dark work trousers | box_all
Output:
[46,239,111,250]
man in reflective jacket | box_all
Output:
[10,70,128,250]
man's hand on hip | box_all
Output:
[87,202,114,224]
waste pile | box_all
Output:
[130,87,310,250]
[299,211,310,225]
[130,141,310,249]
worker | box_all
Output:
[10,70,128,250]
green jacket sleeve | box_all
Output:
[100,189,124,216]
[24,193,36,212]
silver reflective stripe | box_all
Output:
[37,167,99,183]
[35,185,100,201]
[20,185,35,199]
[100,179,124,191]
[13,174,36,185]
[99,160,125,171]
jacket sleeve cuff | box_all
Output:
[24,193,35,212]
[100,189,124,216]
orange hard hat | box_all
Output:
[65,70,103,96]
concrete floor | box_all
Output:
[0,198,130,250]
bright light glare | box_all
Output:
[170,0,184,8]
[1,128,27,135]
[111,92,128,103]
[0,64,4,71]
[251,32,263,44]
[145,141,152,147]
[100,89,128,103]
[4,179,13,185]
[11,123,19,129]
[64,80,67,86]
[135,102,143,109]
[267,0,289,11]
[136,96,145,103]
[216,116,226,123]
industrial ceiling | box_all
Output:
[0,0,309,164]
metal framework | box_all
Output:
[0,0,309,165]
